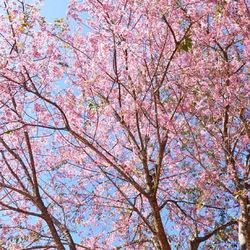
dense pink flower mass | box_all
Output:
[0,0,249,249]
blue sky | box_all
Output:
[40,0,89,32]
[41,0,69,21]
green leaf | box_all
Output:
[54,17,64,24]
[178,34,192,52]
[88,101,99,110]
[214,5,221,18]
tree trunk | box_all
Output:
[190,239,199,250]
[52,216,76,250]
[37,200,66,250]
[149,197,171,250]
[43,212,66,250]
[238,196,250,250]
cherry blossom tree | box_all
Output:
[0,0,249,249]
